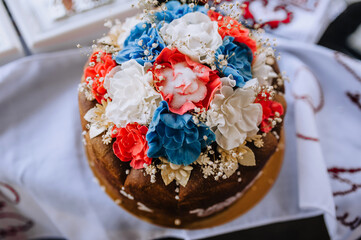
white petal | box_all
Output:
[84,108,96,123]
[207,85,262,150]
[89,125,106,139]
[104,60,161,127]
[160,12,222,65]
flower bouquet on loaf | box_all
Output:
[78,0,287,228]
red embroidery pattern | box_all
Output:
[0,183,20,204]
[242,0,293,29]
[0,182,34,238]
[346,92,361,111]
[0,212,34,238]
[279,0,320,11]
[292,66,324,142]
[329,168,361,174]
[334,52,361,111]
[292,66,325,113]
[336,209,361,230]
[328,167,361,196]
[329,169,361,230]
[296,133,319,142]
[334,52,361,84]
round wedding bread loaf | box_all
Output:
[78,0,287,228]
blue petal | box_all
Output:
[153,1,207,24]
[156,123,165,137]
[124,22,150,47]
[165,126,185,143]
[149,101,168,130]
[146,101,215,166]
[185,132,198,144]
[147,135,165,158]
[163,135,182,150]
[198,126,216,148]
[115,22,165,66]
[216,36,253,87]
[160,113,192,129]
[165,142,201,165]
[184,124,197,135]
[160,113,184,129]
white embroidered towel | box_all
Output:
[0,39,360,240]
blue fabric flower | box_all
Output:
[215,36,253,88]
[115,22,166,66]
[153,1,207,24]
[146,101,215,165]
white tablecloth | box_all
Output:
[0,38,361,239]
[236,0,346,43]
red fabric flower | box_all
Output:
[151,48,221,115]
[255,91,284,133]
[84,51,116,103]
[208,10,257,56]
[111,123,152,169]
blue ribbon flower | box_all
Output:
[115,22,166,66]
[215,36,253,88]
[146,101,215,165]
[153,1,207,24]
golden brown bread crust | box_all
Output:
[78,61,287,228]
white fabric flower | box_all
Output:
[207,79,262,150]
[160,12,222,65]
[252,47,278,86]
[220,76,236,87]
[104,59,161,127]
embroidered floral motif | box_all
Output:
[242,0,293,29]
